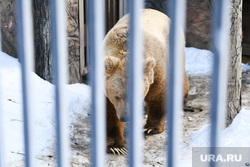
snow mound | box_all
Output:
[0,51,91,165]
[185,47,250,75]
[188,107,250,148]
[180,107,250,167]
[185,47,213,75]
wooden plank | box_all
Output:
[112,0,116,26]
[119,0,125,18]
[115,0,119,22]
[226,0,243,126]
[105,0,120,33]
[79,0,87,75]
[105,0,110,33]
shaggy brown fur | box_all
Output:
[104,9,189,154]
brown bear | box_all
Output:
[104,9,189,155]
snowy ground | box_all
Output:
[0,47,250,166]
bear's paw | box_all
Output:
[108,147,127,155]
[143,126,164,135]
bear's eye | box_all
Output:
[115,96,121,101]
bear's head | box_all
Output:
[105,56,156,121]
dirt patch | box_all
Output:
[66,74,212,166]
[68,72,250,166]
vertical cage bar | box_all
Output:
[0,10,2,51]
[210,1,230,167]
[0,88,4,167]
[127,0,143,166]
[51,0,69,167]
[88,0,106,166]
[15,0,35,166]
[0,83,4,167]
[0,8,4,167]
[167,0,186,167]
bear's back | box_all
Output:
[104,9,170,60]
[141,9,170,43]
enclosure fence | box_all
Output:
[0,0,230,167]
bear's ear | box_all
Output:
[144,57,156,84]
[144,57,156,74]
[105,56,120,75]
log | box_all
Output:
[226,0,243,126]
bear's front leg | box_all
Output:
[144,100,165,135]
[106,97,127,155]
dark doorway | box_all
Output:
[243,0,250,57]
[105,0,120,33]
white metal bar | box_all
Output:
[88,0,106,166]
[127,0,143,166]
[15,0,36,166]
[167,0,187,167]
[210,1,230,167]
[0,11,2,51]
[0,8,4,167]
[50,0,69,167]
[0,83,4,167]
[0,90,4,167]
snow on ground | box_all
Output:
[0,48,250,166]
[179,107,250,167]
[0,52,91,166]
[242,63,250,72]
[185,47,213,75]
[186,47,250,75]
[187,107,250,148]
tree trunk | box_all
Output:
[33,0,53,83]
[226,0,243,126]
[0,0,17,58]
